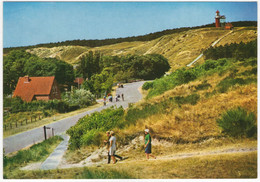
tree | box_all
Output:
[3,50,75,95]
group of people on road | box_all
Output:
[103,128,156,164]
[103,93,125,105]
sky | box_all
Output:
[3,1,258,48]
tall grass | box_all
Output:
[4,136,63,178]
[76,167,134,179]
[174,94,200,106]
[125,97,177,125]
[217,77,257,93]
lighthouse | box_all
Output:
[215,10,226,28]
[215,10,221,28]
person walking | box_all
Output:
[104,131,111,164]
[121,93,124,101]
[144,129,156,159]
[103,96,106,106]
[105,131,123,164]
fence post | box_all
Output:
[52,128,54,137]
[43,126,47,140]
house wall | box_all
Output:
[49,80,61,100]
[35,95,50,101]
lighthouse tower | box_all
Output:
[215,10,221,28]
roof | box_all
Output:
[225,23,233,27]
[74,77,84,85]
[13,76,56,102]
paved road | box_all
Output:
[3,81,145,154]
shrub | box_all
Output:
[142,81,154,90]
[67,106,125,149]
[216,107,257,138]
[62,89,95,108]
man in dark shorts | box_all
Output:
[144,129,156,159]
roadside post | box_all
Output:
[43,126,51,140]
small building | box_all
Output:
[13,76,61,102]
[74,77,84,89]
[225,23,234,30]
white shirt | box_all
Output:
[109,136,116,150]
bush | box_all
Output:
[67,106,125,149]
[142,81,154,90]
[62,89,95,108]
[216,107,257,138]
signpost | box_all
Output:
[43,126,52,140]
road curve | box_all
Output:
[3,81,145,154]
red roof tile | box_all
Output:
[13,76,56,102]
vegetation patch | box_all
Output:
[67,106,125,149]
[217,77,257,93]
[195,80,212,91]
[174,94,200,106]
[3,136,63,179]
[217,107,257,138]
[76,167,135,179]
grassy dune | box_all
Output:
[27,27,257,70]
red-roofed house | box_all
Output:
[13,76,61,102]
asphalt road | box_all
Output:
[3,81,145,154]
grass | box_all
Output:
[126,151,257,178]
[4,135,63,179]
[3,102,102,138]
[119,82,257,144]
[8,149,257,179]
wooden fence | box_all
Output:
[4,114,44,131]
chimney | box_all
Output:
[24,75,30,83]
